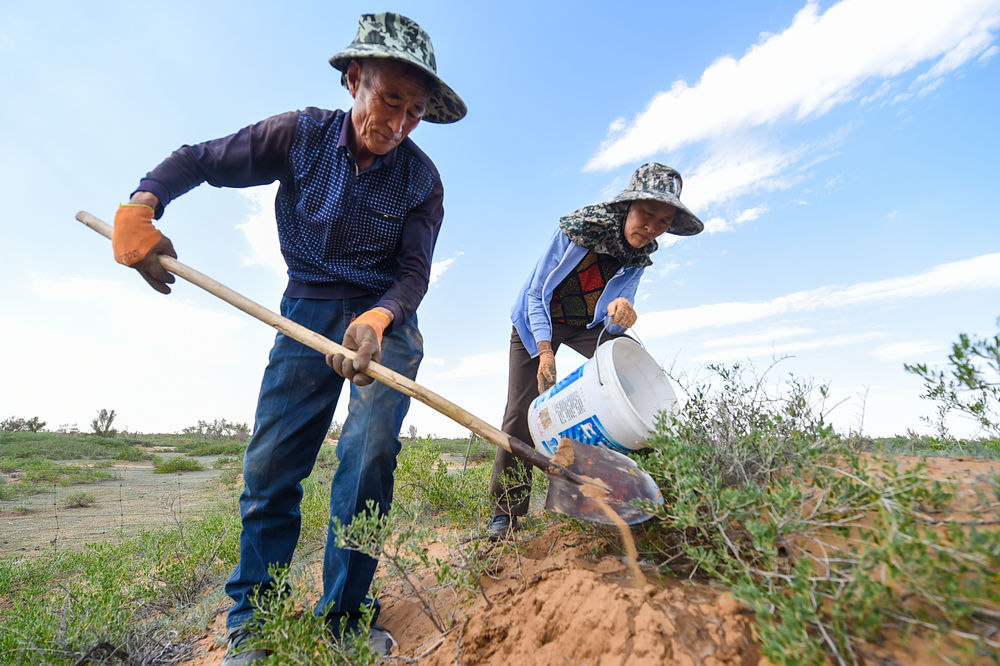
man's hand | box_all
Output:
[112,198,177,294]
[327,309,392,386]
[607,297,637,329]
[537,341,557,394]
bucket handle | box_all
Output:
[596,320,646,386]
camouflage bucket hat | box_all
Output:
[329,12,467,124]
[609,163,703,236]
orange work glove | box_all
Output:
[112,204,178,294]
[536,341,557,394]
[326,309,392,386]
[607,297,637,329]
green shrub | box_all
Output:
[393,438,491,526]
[906,318,1000,437]
[153,456,206,474]
[63,491,97,508]
[637,362,1000,664]
[173,441,245,457]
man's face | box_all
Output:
[623,200,676,248]
[348,59,430,158]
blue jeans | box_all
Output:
[224,295,422,631]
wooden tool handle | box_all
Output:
[76,210,516,455]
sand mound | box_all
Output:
[382,527,759,666]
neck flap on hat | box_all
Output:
[558,203,655,268]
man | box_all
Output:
[109,13,465,664]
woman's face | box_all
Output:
[623,200,676,248]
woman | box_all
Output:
[487,162,703,538]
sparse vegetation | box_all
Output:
[1,416,46,432]
[182,418,250,441]
[2,348,998,666]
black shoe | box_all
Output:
[220,626,269,666]
[368,624,397,656]
[334,622,398,658]
[485,515,517,540]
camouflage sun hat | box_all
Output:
[609,163,703,236]
[329,12,467,124]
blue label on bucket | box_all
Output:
[540,415,632,456]
[534,364,585,407]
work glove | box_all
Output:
[536,341,557,394]
[327,309,392,386]
[112,204,177,294]
[607,297,637,329]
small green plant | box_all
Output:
[153,456,206,474]
[906,318,1000,438]
[63,491,97,508]
[244,565,379,665]
[332,500,485,633]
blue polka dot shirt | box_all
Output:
[135,108,444,330]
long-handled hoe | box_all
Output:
[77,211,662,527]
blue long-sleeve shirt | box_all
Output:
[134,107,444,331]
[510,228,644,357]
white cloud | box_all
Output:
[585,0,1000,170]
[696,331,885,362]
[682,142,807,211]
[430,251,463,285]
[637,252,1000,337]
[978,44,999,62]
[236,183,285,279]
[703,205,769,234]
[871,340,940,361]
[434,351,508,379]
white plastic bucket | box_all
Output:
[527,337,677,456]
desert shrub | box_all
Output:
[91,408,117,437]
[393,438,492,526]
[906,318,1000,437]
[114,446,149,462]
[152,456,205,474]
[63,491,97,508]
[1,416,45,432]
[182,418,250,441]
[173,441,245,457]
[638,362,1000,664]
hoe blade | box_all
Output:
[543,439,663,525]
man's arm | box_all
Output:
[113,111,304,293]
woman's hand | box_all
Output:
[536,341,557,394]
[607,297,637,328]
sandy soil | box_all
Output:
[180,455,999,665]
[0,454,230,556]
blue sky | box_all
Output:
[2,0,999,439]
